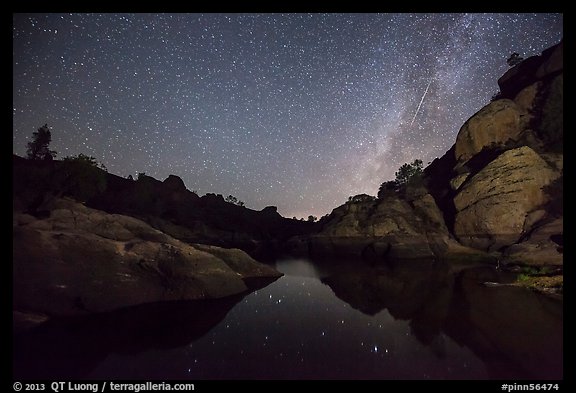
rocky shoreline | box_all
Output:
[12,41,562,327]
[13,197,282,319]
[287,41,563,269]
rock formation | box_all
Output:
[12,41,564,327]
[295,41,562,267]
[322,263,562,379]
[288,185,486,263]
[12,154,317,261]
[449,41,563,263]
[453,146,560,251]
[13,197,281,317]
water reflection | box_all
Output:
[321,260,563,379]
[13,258,562,380]
[13,295,247,379]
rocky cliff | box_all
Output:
[13,197,281,318]
[12,154,317,260]
[13,41,563,326]
[295,41,563,267]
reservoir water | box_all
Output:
[13,258,562,380]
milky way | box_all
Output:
[12,13,563,218]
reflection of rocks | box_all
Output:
[446,268,563,379]
[13,198,281,316]
[13,296,244,379]
[321,262,562,379]
[322,260,452,322]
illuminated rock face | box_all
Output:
[453,146,560,251]
[301,41,563,266]
[12,197,281,316]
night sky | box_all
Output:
[12,13,563,218]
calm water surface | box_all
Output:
[14,258,562,379]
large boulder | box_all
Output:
[12,198,281,317]
[454,99,522,164]
[319,197,423,238]
[307,192,484,262]
[162,174,187,193]
[454,147,560,250]
[498,41,563,99]
[502,218,563,266]
[308,197,436,260]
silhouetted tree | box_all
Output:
[507,52,524,67]
[377,159,424,199]
[349,194,376,203]
[59,153,107,201]
[307,215,317,222]
[377,180,399,199]
[26,124,57,160]
[225,194,245,206]
[395,159,423,186]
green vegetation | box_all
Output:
[26,124,57,161]
[395,159,423,185]
[513,264,562,295]
[377,159,424,199]
[348,194,376,203]
[518,265,554,276]
[516,273,531,283]
[515,274,563,294]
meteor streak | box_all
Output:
[410,78,432,127]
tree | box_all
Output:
[377,159,424,199]
[59,153,107,201]
[26,124,57,160]
[377,180,399,199]
[349,194,376,203]
[307,215,317,222]
[394,159,423,186]
[63,153,107,171]
[507,52,524,67]
[225,195,238,204]
[225,194,245,206]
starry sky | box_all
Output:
[12,13,563,218]
[90,259,490,379]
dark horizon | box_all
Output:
[12,13,563,218]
